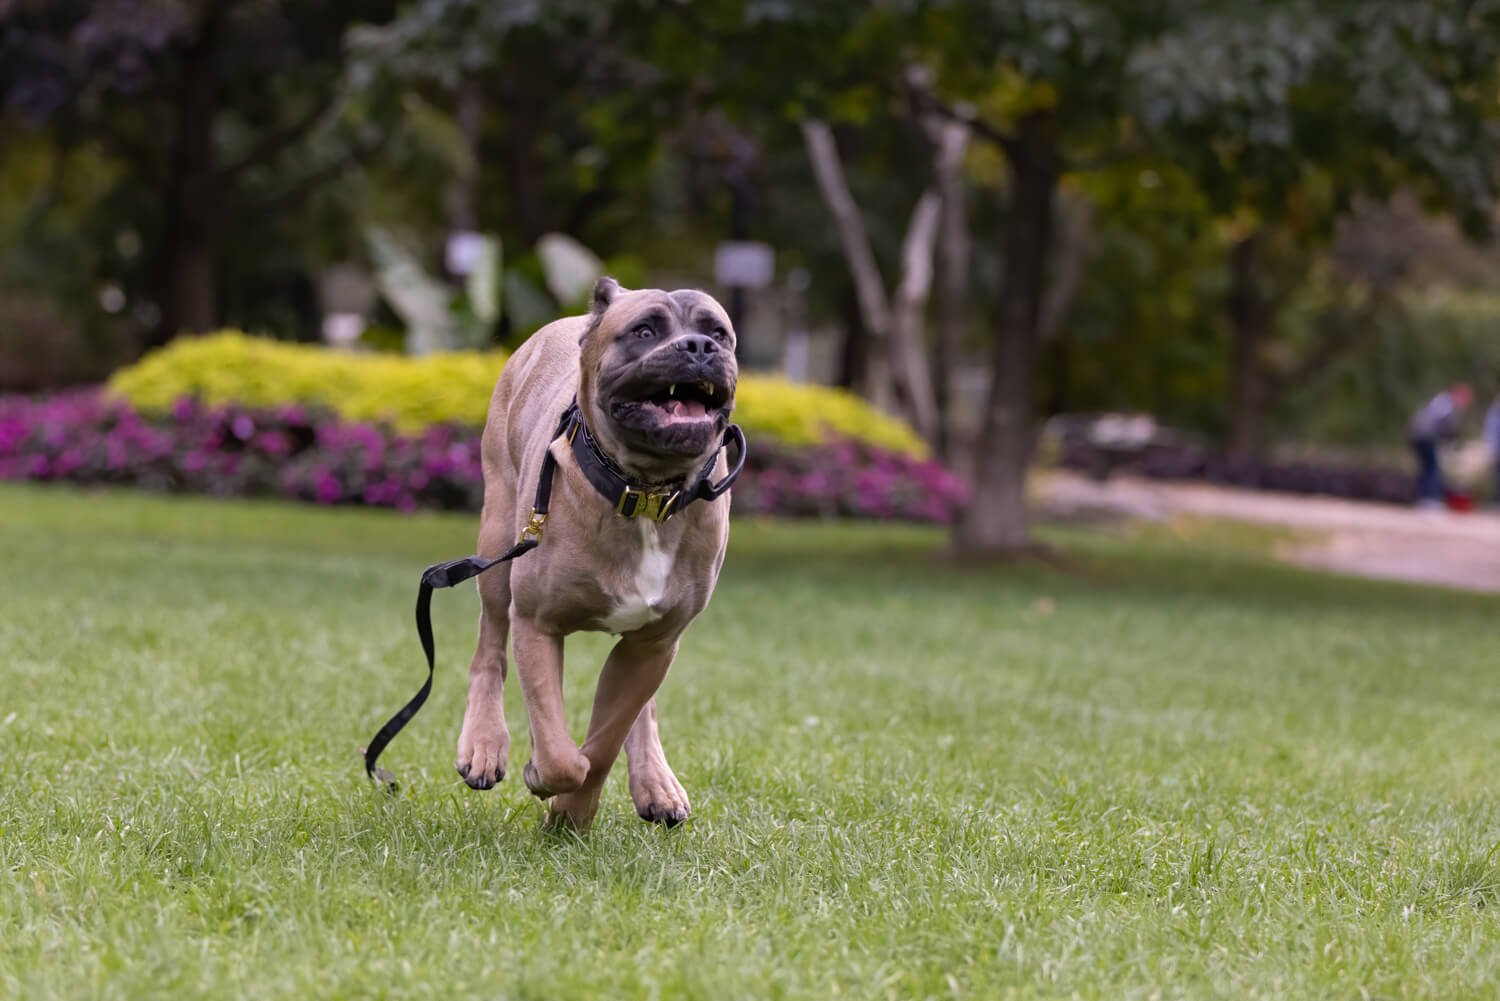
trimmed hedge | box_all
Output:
[108,332,928,456]
[108,334,510,434]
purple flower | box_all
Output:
[0,390,969,522]
[313,470,342,504]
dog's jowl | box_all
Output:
[454,277,739,828]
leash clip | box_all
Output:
[519,509,548,542]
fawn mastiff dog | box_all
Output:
[454,277,740,828]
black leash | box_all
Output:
[361,413,562,791]
[361,403,747,791]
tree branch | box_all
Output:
[893,193,941,314]
[903,83,1018,156]
[1264,296,1390,402]
[891,191,943,441]
[800,118,894,409]
[908,63,974,457]
[800,119,892,336]
[243,131,389,216]
[93,118,165,185]
[218,85,342,183]
[1065,140,1150,174]
[1036,191,1094,343]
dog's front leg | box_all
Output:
[455,593,511,790]
[547,636,677,829]
[512,615,590,797]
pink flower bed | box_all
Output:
[0,389,968,523]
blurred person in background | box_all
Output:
[1409,383,1472,509]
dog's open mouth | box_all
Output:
[635,380,730,425]
[606,372,734,455]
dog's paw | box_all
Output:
[522,749,589,799]
[456,758,504,790]
[545,789,602,831]
[630,770,691,827]
[455,727,509,791]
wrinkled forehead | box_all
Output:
[669,289,732,327]
[607,287,732,332]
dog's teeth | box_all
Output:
[668,384,676,397]
[700,382,713,396]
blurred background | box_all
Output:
[2,0,1500,579]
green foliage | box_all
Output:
[1053,165,1230,430]
[4,486,1500,998]
[7,0,1500,460]
[106,332,928,453]
[1275,288,1500,446]
[1132,1,1500,230]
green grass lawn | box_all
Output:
[2,484,1498,1000]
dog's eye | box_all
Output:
[633,324,654,339]
[711,327,729,341]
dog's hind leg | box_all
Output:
[455,516,515,790]
[623,697,691,827]
[547,637,680,829]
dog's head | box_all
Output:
[577,277,738,481]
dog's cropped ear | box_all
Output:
[591,276,621,316]
[582,276,623,345]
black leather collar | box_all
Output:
[561,401,746,522]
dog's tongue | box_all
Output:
[661,398,708,420]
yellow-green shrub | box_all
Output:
[109,333,505,431]
[108,331,927,455]
[731,376,925,454]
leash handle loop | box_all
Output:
[363,543,533,791]
[361,425,563,791]
[700,424,747,502]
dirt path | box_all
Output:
[1040,471,1500,594]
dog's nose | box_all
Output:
[672,334,718,356]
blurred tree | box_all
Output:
[1058,159,1228,432]
[0,0,400,342]
[348,0,677,333]
[800,117,945,440]
[904,1,1192,553]
[1133,0,1500,451]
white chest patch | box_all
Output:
[598,522,675,634]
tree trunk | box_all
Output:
[1036,191,1093,345]
[499,68,548,246]
[956,113,1059,554]
[890,192,942,442]
[836,286,868,391]
[1226,231,1266,453]
[800,119,895,412]
[153,8,224,342]
[447,76,483,235]
[162,223,218,338]
[931,119,971,462]
[907,65,973,459]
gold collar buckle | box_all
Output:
[617,488,680,522]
